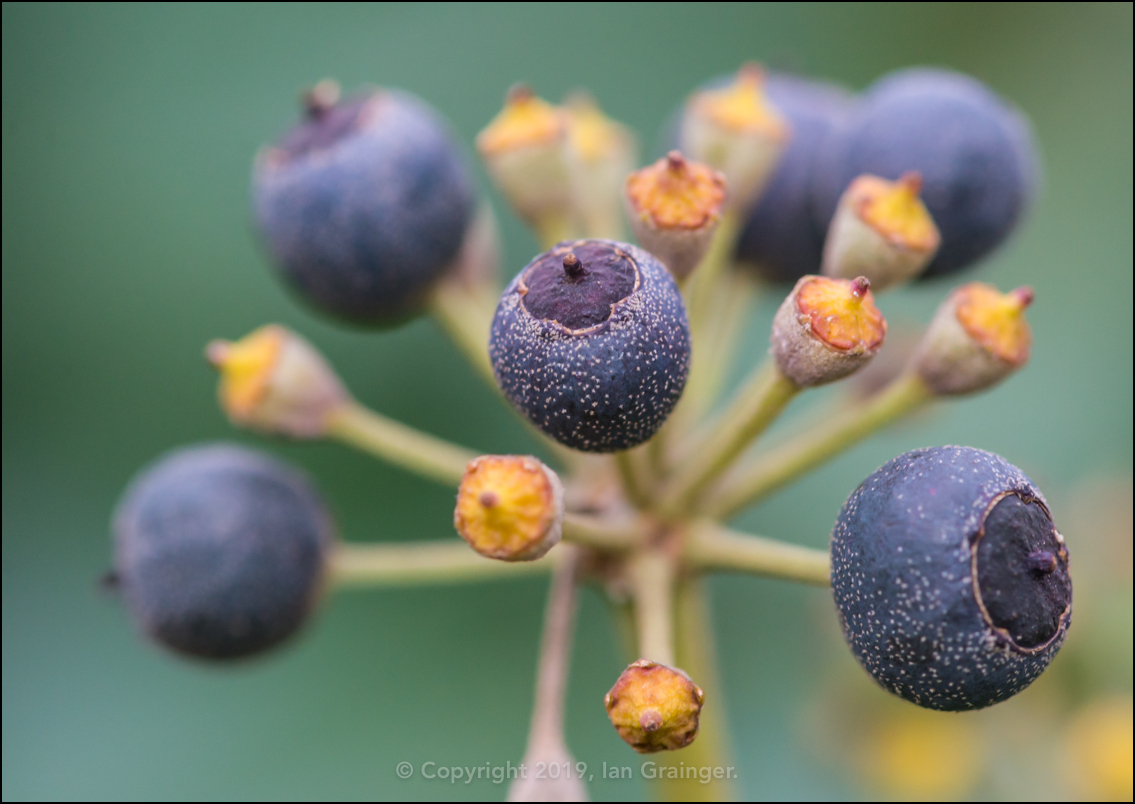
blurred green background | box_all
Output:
[3,3,1131,800]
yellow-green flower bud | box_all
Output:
[206,325,348,438]
[563,92,636,240]
[822,172,941,291]
[771,275,887,387]
[912,282,1033,395]
[477,86,572,236]
[624,151,727,281]
[454,455,565,561]
[680,64,790,211]
[604,660,705,753]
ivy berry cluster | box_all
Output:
[107,64,1070,800]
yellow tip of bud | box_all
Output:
[604,660,705,753]
[208,325,286,418]
[850,172,940,253]
[476,86,565,156]
[693,63,788,139]
[624,151,727,230]
[454,455,564,561]
[563,92,626,164]
[797,276,887,353]
[954,282,1033,365]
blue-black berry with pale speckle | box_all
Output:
[811,68,1038,278]
[112,444,333,660]
[735,73,859,282]
[490,240,690,452]
[253,87,474,326]
[831,446,1071,711]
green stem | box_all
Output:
[683,210,741,340]
[660,362,799,517]
[615,450,651,510]
[652,577,736,802]
[328,540,556,588]
[706,371,934,519]
[562,513,644,551]
[428,278,497,384]
[685,522,830,586]
[325,402,476,487]
[629,549,676,666]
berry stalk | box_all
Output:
[630,549,678,667]
[706,371,933,518]
[660,361,799,517]
[328,539,557,588]
[684,522,830,585]
[325,402,478,486]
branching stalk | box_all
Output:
[328,540,557,588]
[325,401,476,486]
[660,361,799,517]
[685,522,830,586]
[562,512,645,551]
[705,371,934,518]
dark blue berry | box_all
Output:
[811,68,1038,278]
[112,444,333,660]
[252,88,475,326]
[831,446,1071,711]
[734,73,859,282]
[489,240,690,452]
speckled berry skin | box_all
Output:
[811,69,1038,279]
[735,73,859,283]
[253,90,475,326]
[113,444,333,660]
[831,446,1071,711]
[489,240,690,452]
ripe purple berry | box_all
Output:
[489,240,690,452]
[112,444,333,660]
[812,68,1038,278]
[252,86,475,326]
[831,446,1071,711]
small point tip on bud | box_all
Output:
[205,340,231,368]
[666,150,686,171]
[851,276,871,298]
[563,252,585,278]
[1027,549,1057,574]
[302,79,340,118]
[1012,286,1035,310]
[737,61,764,85]
[478,491,499,508]
[898,171,924,195]
[640,710,663,732]
[506,83,534,104]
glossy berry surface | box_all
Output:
[490,240,690,452]
[734,73,858,282]
[113,444,333,660]
[253,89,474,326]
[811,68,1038,278]
[831,446,1071,711]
